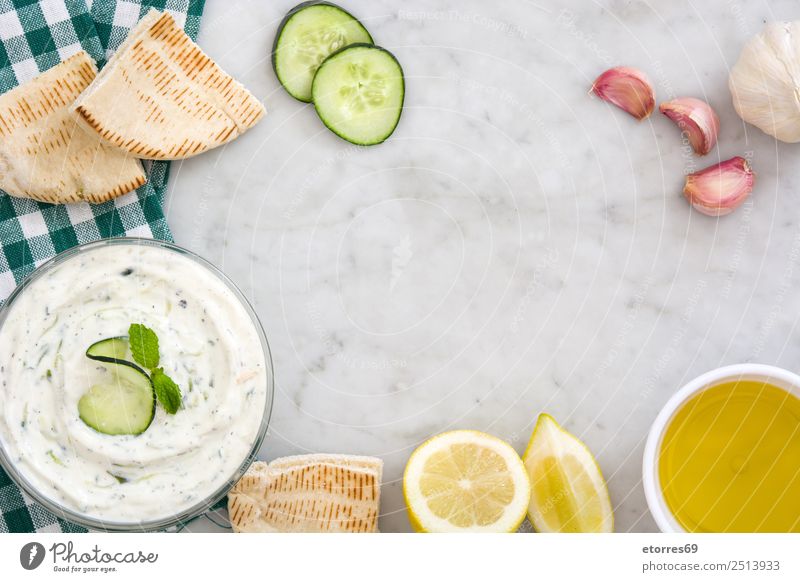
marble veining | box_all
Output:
[167,0,800,532]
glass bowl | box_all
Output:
[0,237,274,531]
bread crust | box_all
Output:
[229,455,383,533]
[73,10,265,161]
[0,51,146,204]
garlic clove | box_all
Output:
[683,157,755,216]
[590,66,655,120]
[660,98,720,155]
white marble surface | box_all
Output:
[169,0,800,532]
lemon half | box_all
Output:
[403,430,530,532]
[524,414,614,532]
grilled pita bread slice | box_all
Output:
[0,51,146,204]
[229,457,382,533]
[73,9,265,161]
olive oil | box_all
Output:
[659,380,800,532]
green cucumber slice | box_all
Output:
[311,44,404,145]
[80,343,155,436]
[272,1,373,102]
[86,337,130,360]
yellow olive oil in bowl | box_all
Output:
[658,380,800,532]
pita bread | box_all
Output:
[229,455,383,533]
[73,10,265,160]
[0,51,146,204]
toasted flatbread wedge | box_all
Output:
[229,455,383,533]
[73,10,265,160]
[0,51,146,204]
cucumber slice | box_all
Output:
[80,352,155,436]
[86,337,130,361]
[312,44,404,145]
[272,1,373,102]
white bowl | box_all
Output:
[642,363,800,532]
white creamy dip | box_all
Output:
[0,241,269,524]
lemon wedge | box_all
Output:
[403,430,530,532]
[524,414,614,532]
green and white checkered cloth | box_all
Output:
[0,0,205,533]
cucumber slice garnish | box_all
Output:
[272,1,373,102]
[311,44,404,145]
[86,337,130,360]
[79,361,154,436]
[80,339,155,436]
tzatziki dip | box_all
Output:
[0,240,269,524]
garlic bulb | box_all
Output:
[729,22,800,142]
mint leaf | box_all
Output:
[128,323,159,369]
[152,368,182,414]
